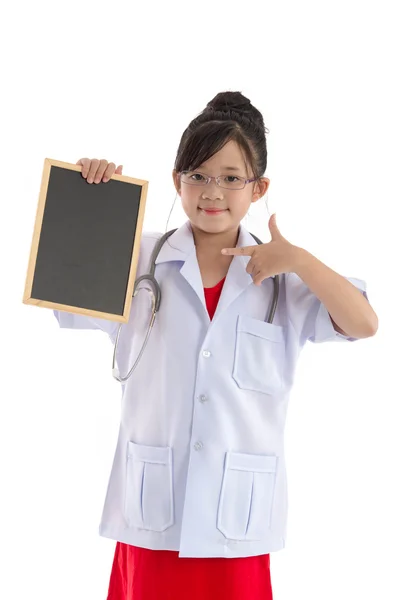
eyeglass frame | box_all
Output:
[179,170,258,190]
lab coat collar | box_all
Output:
[154,219,260,265]
[154,220,265,322]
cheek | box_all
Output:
[180,188,199,206]
[230,195,252,216]
[180,192,198,216]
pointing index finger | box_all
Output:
[221,246,255,256]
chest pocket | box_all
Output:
[233,315,285,395]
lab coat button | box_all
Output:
[202,350,211,358]
[199,395,208,403]
[194,441,203,451]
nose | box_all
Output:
[202,177,223,199]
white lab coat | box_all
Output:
[54,220,368,558]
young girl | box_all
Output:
[54,91,378,600]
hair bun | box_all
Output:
[206,91,252,114]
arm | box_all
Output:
[293,248,378,339]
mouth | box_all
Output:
[199,208,228,215]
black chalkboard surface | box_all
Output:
[23,158,148,323]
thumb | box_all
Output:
[269,213,280,238]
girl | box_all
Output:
[55,91,378,600]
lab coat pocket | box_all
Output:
[233,315,285,395]
[124,442,174,532]
[217,452,278,541]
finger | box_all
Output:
[250,263,259,276]
[253,271,264,286]
[221,246,255,256]
[76,158,90,178]
[102,162,116,182]
[246,260,256,275]
[103,164,123,182]
[87,159,100,184]
[94,159,109,183]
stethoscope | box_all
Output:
[112,229,280,382]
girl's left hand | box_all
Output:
[221,214,302,286]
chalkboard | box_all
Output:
[23,158,148,323]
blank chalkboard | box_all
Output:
[23,158,148,323]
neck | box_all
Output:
[189,222,240,255]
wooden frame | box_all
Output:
[23,158,148,323]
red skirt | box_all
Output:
[107,542,273,600]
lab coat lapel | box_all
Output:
[211,225,259,322]
[154,220,262,321]
[154,221,206,312]
[180,248,207,311]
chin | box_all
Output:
[191,213,241,233]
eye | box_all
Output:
[224,175,241,183]
[191,172,206,181]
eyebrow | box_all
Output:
[198,166,241,172]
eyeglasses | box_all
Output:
[180,171,257,191]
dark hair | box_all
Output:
[174,91,269,179]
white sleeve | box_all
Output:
[286,272,369,346]
[53,310,119,341]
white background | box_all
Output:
[1,1,398,598]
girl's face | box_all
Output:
[173,140,269,235]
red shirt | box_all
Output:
[106,278,273,600]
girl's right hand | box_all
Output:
[76,158,123,184]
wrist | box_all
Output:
[291,245,312,274]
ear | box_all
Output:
[172,169,181,195]
[251,177,270,204]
